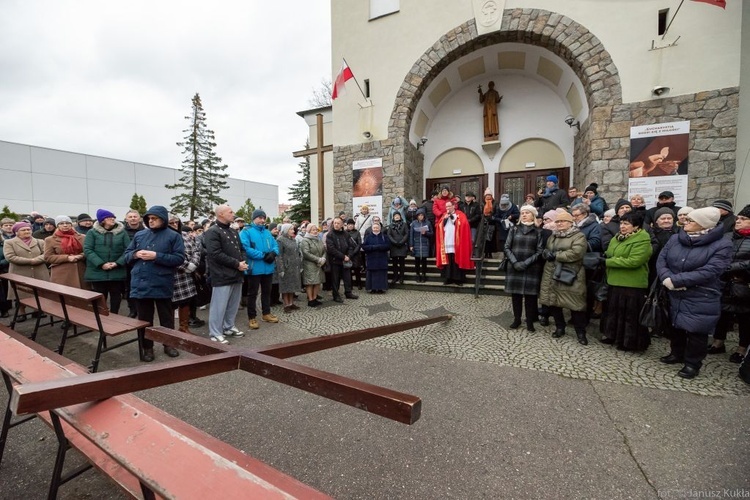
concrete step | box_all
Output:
[381,257,508,296]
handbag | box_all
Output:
[192,273,212,308]
[552,262,577,285]
[498,258,508,272]
[729,281,750,300]
[583,252,602,271]
[639,280,668,330]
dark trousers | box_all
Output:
[247,274,273,318]
[549,306,587,333]
[90,281,124,314]
[414,257,427,276]
[512,294,539,323]
[330,263,353,299]
[442,254,465,283]
[670,329,709,369]
[713,312,750,347]
[135,298,174,349]
[0,278,11,314]
[391,256,405,281]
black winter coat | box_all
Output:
[387,220,409,257]
[203,221,246,287]
[326,228,357,265]
[720,230,750,313]
[535,187,569,214]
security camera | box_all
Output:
[652,86,670,97]
[363,131,372,139]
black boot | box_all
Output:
[539,317,549,327]
[509,318,522,329]
[576,330,588,346]
[526,321,536,332]
[552,328,566,338]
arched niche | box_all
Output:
[428,147,484,178]
[499,139,565,173]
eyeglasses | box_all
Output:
[554,220,571,224]
[685,218,695,223]
[58,222,72,226]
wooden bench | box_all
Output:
[0,324,331,499]
[1,272,149,372]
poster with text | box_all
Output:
[628,121,690,209]
[352,158,383,220]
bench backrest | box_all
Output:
[1,272,109,315]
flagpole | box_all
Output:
[342,57,368,101]
[662,0,685,39]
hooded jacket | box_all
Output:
[84,220,130,282]
[240,223,279,276]
[124,206,185,299]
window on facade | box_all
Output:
[658,9,669,36]
[370,0,399,20]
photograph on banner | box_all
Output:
[628,121,690,208]
[353,157,384,219]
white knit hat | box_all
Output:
[687,207,721,229]
[519,204,538,217]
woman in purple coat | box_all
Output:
[656,207,732,379]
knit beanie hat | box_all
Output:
[55,215,73,226]
[268,222,278,231]
[584,183,598,195]
[44,217,56,226]
[603,209,616,219]
[96,209,116,223]
[546,175,558,184]
[543,210,559,221]
[653,207,675,222]
[499,194,511,207]
[77,213,93,222]
[688,207,721,229]
[737,205,750,219]
[556,211,574,223]
[519,205,538,218]
[677,206,694,216]
[712,199,733,212]
[12,221,31,234]
[251,209,267,221]
[280,223,293,235]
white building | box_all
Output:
[0,139,278,219]
[320,0,748,212]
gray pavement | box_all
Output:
[1,289,748,499]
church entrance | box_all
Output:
[496,168,570,207]
[426,174,488,202]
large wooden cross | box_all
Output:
[293,113,332,222]
[11,316,451,424]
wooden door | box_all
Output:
[426,174,488,201]
[496,168,569,206]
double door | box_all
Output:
[496,168,570,207]
[425,175,488,202]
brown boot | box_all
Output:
[179,305,194,334]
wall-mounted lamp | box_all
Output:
[652,85,670,97]
[416,137,428,150]
[564,115,580,132]
[362,131,372,140]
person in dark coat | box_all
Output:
[32,218,56,240]
[421,189,439,257]
[346,219,364,290]
[648,207,678,287]
[504,205,544,331]
[535,175,569,214]
[76,213,94,235]
[405,199,420,226]
[84,209,130,314]
[326,217,359,302]
[708,205,750,363]
[656,207,733,379]
[124,205,185,362]
[409,208,432,283]
[644,191,681,226]
[123,209,145,318]
[583,183,607,217]
[601,199,633,252]
[492,194,520,259]
[459,192,482,243]
[387,211,409,284]
[361,222,390,293]
[712,199,736,234]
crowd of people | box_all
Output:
[0,183,748,384]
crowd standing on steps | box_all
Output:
[2,190,749,385]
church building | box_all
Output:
[313,0,747,220]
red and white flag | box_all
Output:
[691,0,726,8]
[332,60,354,100]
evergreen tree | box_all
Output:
[129,194,147,215]
[286,144,311,223]
[0,205,19,221]
[167,93,230,219]
[234,198,256,221]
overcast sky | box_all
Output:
[0,0,331,204]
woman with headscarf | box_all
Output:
[387,211,409,284]
[4,221,49,321]
[708,205,750,363]
[362,221,390,293]
[657,207,733,379]
[539,211,589,345]
[44,216,87,289]
[277,223,302,312]
[84,209,131,315]
[601,211,653,351]
[299,224,326,307]
[409,208,432,282]
[504,205,544,331]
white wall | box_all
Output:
[0,140,278,219]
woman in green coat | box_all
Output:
[539,211,589,344]
[84,210,131,313]
[601,211,653,351]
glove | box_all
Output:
[513,261,527,271]
[663,277,675,290]
[317,257,326,267]
[542,249,556,262]
[263,251,277,264]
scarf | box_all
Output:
[55,228,83,255]
[19,235,33,246]
[737,228,750,237]
[615,227,641,242]
[686,228,711,239]
[304,231,319,239]
[552,226,580,238]
[483,197,493,216]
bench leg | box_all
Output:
[48,412,70,500]
[57,323,72,355]
[90,333,108,373]
[140,481,156,500]
[0,373,37,466]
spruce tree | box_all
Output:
[167,93,230,219]
[286,144,311,223]
[129,194,147,215]
[234,198,256,221]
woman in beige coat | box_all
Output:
[539,211,589,345]
[3,221,49,321]
[44,216,87,289]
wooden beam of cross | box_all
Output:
[11,315,451,425]
[292,113,332,222]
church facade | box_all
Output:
[327,0,748,216]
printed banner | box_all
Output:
[352,158,383,219]
[628,121,690,209]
